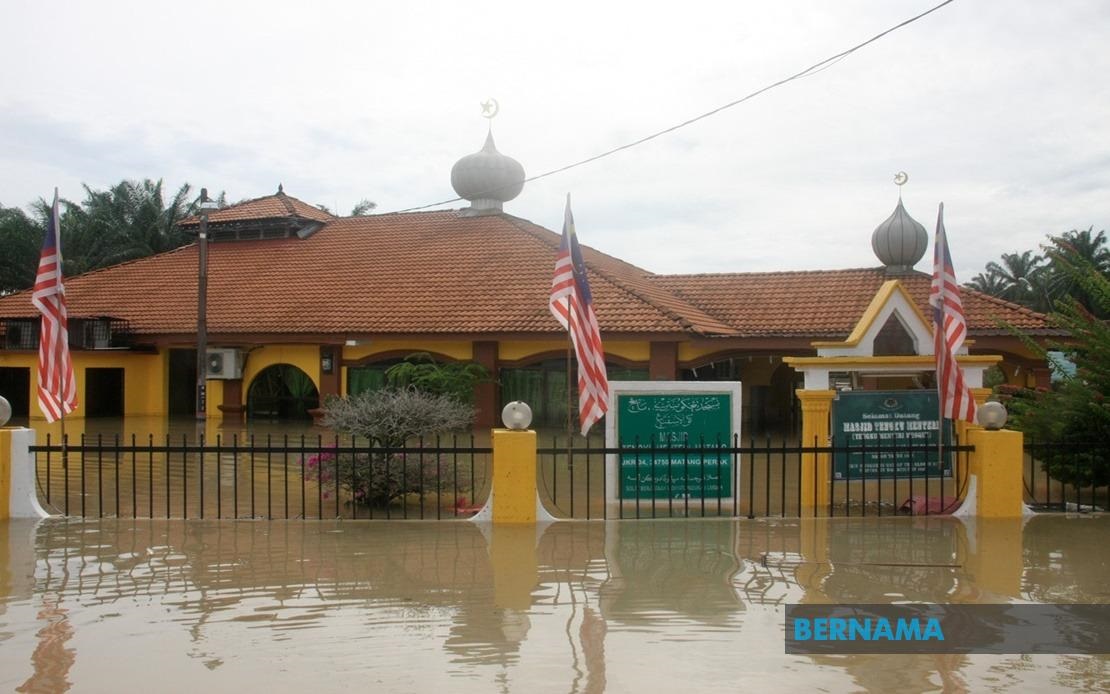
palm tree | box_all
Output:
[982,250,1047,308]
[1045,228,1110,318]
[967,270,1009,298]
[79,179,195,267]
[0,204,43,294]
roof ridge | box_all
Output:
[502,216,736,336]
[178,189,336,226]
[276,191,297,216]
[660,266,888,280]
[961,285,1048,320]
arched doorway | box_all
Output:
[247,364,320,419]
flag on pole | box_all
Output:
[31,189,77,422]
[549,195,610,436]
[929,203,976,422]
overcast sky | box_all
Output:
[2,0,1108,281]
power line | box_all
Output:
[392,0,957,214]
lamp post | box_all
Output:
[196,188,218,421]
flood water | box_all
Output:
[1,514,1107,693]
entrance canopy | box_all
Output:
[784,280,1001,389]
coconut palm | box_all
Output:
[75,179,195,269]
[0,204,43,295]
[982,250,1047,307]
[1044,228,1110,319]
[967,270,1010,298]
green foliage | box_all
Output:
[969,227,1108,316]
[0,204,42,295]
[982,365,1006,389]
[384,352,490,404]
[0,179,201,293]
[349,199,377,216]
[1003,239,1110,487]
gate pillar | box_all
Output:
[796,390,835,516]
[471,428,557,524]
[0,427,48,519]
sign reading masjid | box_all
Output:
[607,382,740,501]
[832,390,952,479]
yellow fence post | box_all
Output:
[963,427,1025,518]
[797,390,836,516]
[0,428,10,521]
[486,428,539,524]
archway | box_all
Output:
[247,364,320,419]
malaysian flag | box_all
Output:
[929,203,976,422]
[549,195,610,436]
[31,189,77,422]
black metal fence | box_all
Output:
[36,432,1104,520]
[31,434,492,520]
[538,435,973,520]
[828,437,971,517]
[1024,440,1108,512]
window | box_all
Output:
[873,314,917,356]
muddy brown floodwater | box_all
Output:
[0,514,1107,693]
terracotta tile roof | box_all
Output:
[652,268,1054,338]
[0,206,1052,341]
[0,211,734,337]
[178,191,335,227]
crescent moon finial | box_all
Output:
[480,98,500,120]
[894,171,908,186]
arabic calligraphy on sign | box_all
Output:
[626,396,722,415]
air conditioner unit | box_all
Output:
[206,348,243,379]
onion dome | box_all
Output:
[872,199,927,273]
[450,131,525,216]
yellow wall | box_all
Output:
[678,343,724,363]
[0,350,168,419]
[498,339,650,363]
[205,379,224,419]
[499,340,566,362]
[344,340,473,362]
[0,429,11,520]
[241,345,321,398]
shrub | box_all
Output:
[304,388,474,507]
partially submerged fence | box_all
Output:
[538,435,973,520]
[29,431,1104,520]
[1023,439,1108,512]
[31,434,492,520]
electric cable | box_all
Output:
[390,0,958,214]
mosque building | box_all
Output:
[0,133,1055,434]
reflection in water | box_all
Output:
[0,515,1105,692]
[16,595,73,693]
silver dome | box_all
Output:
[872,199,927,272]
[450,132,525,215]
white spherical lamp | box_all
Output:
[978,401,1008,431]
[501,401,533,430]
[0,395,11,427]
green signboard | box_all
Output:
[832,390,952,479]
[616,392,733,499]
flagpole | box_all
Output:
[566,327,574,468]
[60,411,68,472]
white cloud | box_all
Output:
[2,0,1108,282]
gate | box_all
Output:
[538,435,973,519]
